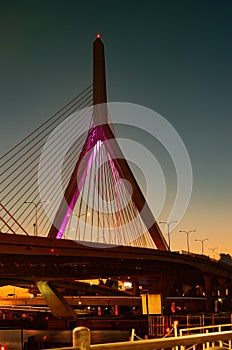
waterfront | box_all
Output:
[1,313,232,349]
[0,329,130,350]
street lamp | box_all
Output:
[68,211,90,240]
[209,247,219,259]
[159,221,177,251]
[179,229,196,254]
[195,238,208,255]
[24,201,48,236]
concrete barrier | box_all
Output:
[73,327,91,350]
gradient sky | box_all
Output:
[1,0,231,256]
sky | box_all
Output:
[1,0,231,256]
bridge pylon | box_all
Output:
[47,35,168,251]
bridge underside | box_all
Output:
[0,233,231,317]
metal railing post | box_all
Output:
[206,329,209,348]
[130,329,135,341]
[73,327,91,350]
[173,320,178,350]
[218,325,223,347]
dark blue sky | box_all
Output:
[1,0,231,255]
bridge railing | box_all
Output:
[44,326,232,350]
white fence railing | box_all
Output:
[44,326,232,350]
[148,314,232,337]
[179,323,232,336]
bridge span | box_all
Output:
[0,232,231,279]
[0,232,231,317]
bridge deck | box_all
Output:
[0,232,231,281]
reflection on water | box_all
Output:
[91,330,130,343]
[0,329,130,349]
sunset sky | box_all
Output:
[1,0,231,256]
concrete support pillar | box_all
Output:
[203,274,213,312]
[73,327,90,350]
[132,280,140,296]
[36,281,76,318]
[217,277,226,298]
[162,272,176,294]
[217,277,230,312]
[150,272,177,313]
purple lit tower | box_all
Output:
[47,35,168,251]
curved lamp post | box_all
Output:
[195,238,208,255]
[24,200,48,236]
[179,229,196,254]
[209,247,219,259]
[159,221,177,251]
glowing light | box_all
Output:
[123,281,132,288]
[94,140,103,153]
[96,33,101,39]
[115,304,119,316]
[56,196,76,239]
[56,133,103,239]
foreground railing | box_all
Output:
[44,326,232,350]
[179,323,232,336]
[149,314,232,337]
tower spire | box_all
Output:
[93,34,108,125]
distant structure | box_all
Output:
[220,253,232,266]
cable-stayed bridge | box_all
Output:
[0,35,232,319]
[1,37,166,250]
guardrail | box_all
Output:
[179,323,232,336]
[148,314,232,337]
[44,326,232,350]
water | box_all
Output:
[0,329,130,349]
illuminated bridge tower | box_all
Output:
[47,34,168,251]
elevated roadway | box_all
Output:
[0,232,231,280]
[0,232,231,316]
